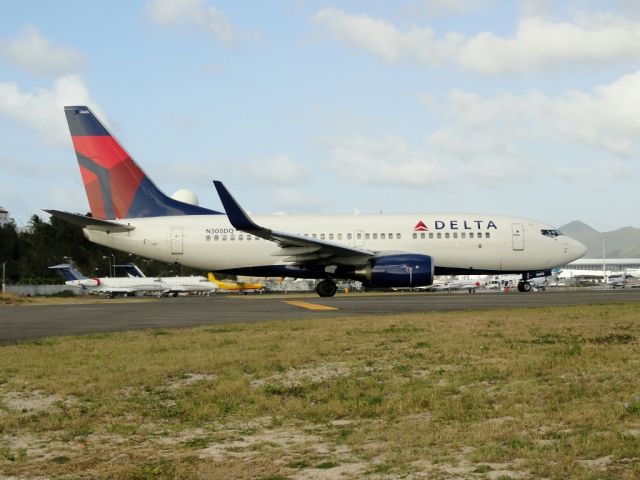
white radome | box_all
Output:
[171,189,199,206]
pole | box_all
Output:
[602,237,607,283]
[1,261,5,294]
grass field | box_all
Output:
[0,304,639,479]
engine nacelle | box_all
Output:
[354,254,434,288]
[77,278,100,287]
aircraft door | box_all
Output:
[171,226,184,255]
[511,223,524,251]
[354,230,365,247]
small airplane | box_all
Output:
[50,263,165,298]
[207,273,264,293]
[119,263,218,296]
[608,269,640,289]
[46,106,587,297]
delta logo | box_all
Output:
[414,220,428,231]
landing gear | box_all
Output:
[316,279,337,297]
[517,281,532,293]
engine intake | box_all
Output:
[354,254,434,288]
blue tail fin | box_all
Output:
[49,264,87,281]
[119,263,146,278]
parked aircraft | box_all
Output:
[46,106,587,297]
[207,273,265,293]
[120,263,218,296]
[50,264,165,298]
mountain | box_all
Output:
[559,221,640,258]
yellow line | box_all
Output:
[284,300,338,311]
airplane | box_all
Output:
[119,263,218,296]
[50,263,166,298]
[207,273,265,293]
[46,106,587,297]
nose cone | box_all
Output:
[568,237,587,261]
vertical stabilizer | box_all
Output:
[64,106,219,219]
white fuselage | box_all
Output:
[82,213,586,277]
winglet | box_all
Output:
[213,181,264,233]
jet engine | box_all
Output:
[353,254,434,288]
[77,278,101,287]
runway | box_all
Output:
[1,289,639,343]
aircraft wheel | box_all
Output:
[517,281,532,293]
[316,279,337,297]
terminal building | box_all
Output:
[0,206,13,227]
[565,258,640,272]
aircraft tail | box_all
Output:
[64,106,220,220]
[49,264,87,281]
[119,262,146,278]
[207,273,221,286]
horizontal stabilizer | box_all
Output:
[44,210,135,232]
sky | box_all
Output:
[1,0,639,231]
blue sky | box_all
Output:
[1,0,639,231]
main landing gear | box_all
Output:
[316,279,337,297]
[517,281,532,292]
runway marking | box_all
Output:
[284,300,338,311]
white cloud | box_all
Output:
[428,71,640,157]
[0,75,104,146]
[314,8,640,74]
[270,187,325,211]
[0,25,86,75]
[324,135,449,187]
[313,7,461,65]
[147,0,235,44]
[241,154,309,185]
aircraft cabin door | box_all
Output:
[171,226,184,255]
[511,223,524,251]
[354,230,365,247]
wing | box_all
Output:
[45,210,135,233]
[213,181,375,265]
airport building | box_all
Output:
[565,258,640,272]
[0,206,13,227]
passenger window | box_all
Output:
[338,233,343,240]
[230,235,235,241]
[461,232,466,239]
[320,233,325,240]
[469,232,474,239]
[388,233,393,238]
[206,235,211,241]
[372,233,377,239]
[222,235,227,241]
[396,233,401,239]
[247,235,251,241]
[413,233,417,239]
[381,233,386,239]
[238,234,243,241]
[312,234,317,238]
[420,232,425,239]
[486,232,491,239]
[453,232,458,239]
[357,233,362,239]
[437,233,442,239]
[429,233,433,239]
[347,233,352,240]
[445,233,450,239]
[478,232,483,239]
[365,233,370,240]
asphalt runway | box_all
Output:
[1,289,639,344]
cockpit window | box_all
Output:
[541,229,563,237]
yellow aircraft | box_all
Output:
[207,273,265,293]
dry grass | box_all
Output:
[0,304,639,479]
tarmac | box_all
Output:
[1,289,639,344]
